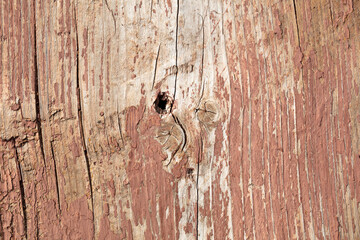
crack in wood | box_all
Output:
[33,4,46,170]
[152,45,161,90]
[33,4,46,237]
[196,14,206,111]
[196,135,202,240]
[50,141,61,212]
[13,139,27,239]
[292,0,301,48]
[74,7,95,236]
[171,0,180,111]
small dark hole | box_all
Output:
[186,168,194,175]
[154,92,170,114]
[158,98,167,110]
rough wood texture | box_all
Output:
[1,0,360,239]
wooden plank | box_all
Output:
[1,0,359,239]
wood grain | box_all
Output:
[1,0,359,239]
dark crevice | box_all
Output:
[13,139,27,239]
[33,4,45,237]
[152,45,161,90]
[74,7,95,235]
[171,0,180,111]
[33,2,46,169]
[10,217,14,240]
[196,14,206,110]
[196,136,202,240]
[292,0,301,48]
[50,141,61,212]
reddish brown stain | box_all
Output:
[2,0,360,239]
[61,196,94,240]
[98,213,120,240]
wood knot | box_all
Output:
[156,122,183,153]
[196,101,219,128]
[154,92,173,114]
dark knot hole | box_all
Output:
[154,92,171,114]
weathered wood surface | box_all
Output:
[1,0,360,239]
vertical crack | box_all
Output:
[152,44,161,90]
[32,3,44,237]
[74,7,95,234]
[33,1,46,169]
[196,14,206,109]
[13,139,27,239]
[196,136,202,240]
[171,0,180,110]
[50,141,61,212]
[292,0,301,48]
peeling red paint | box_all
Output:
[2,0,360,239]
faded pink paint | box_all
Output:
[1,0,360,239]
